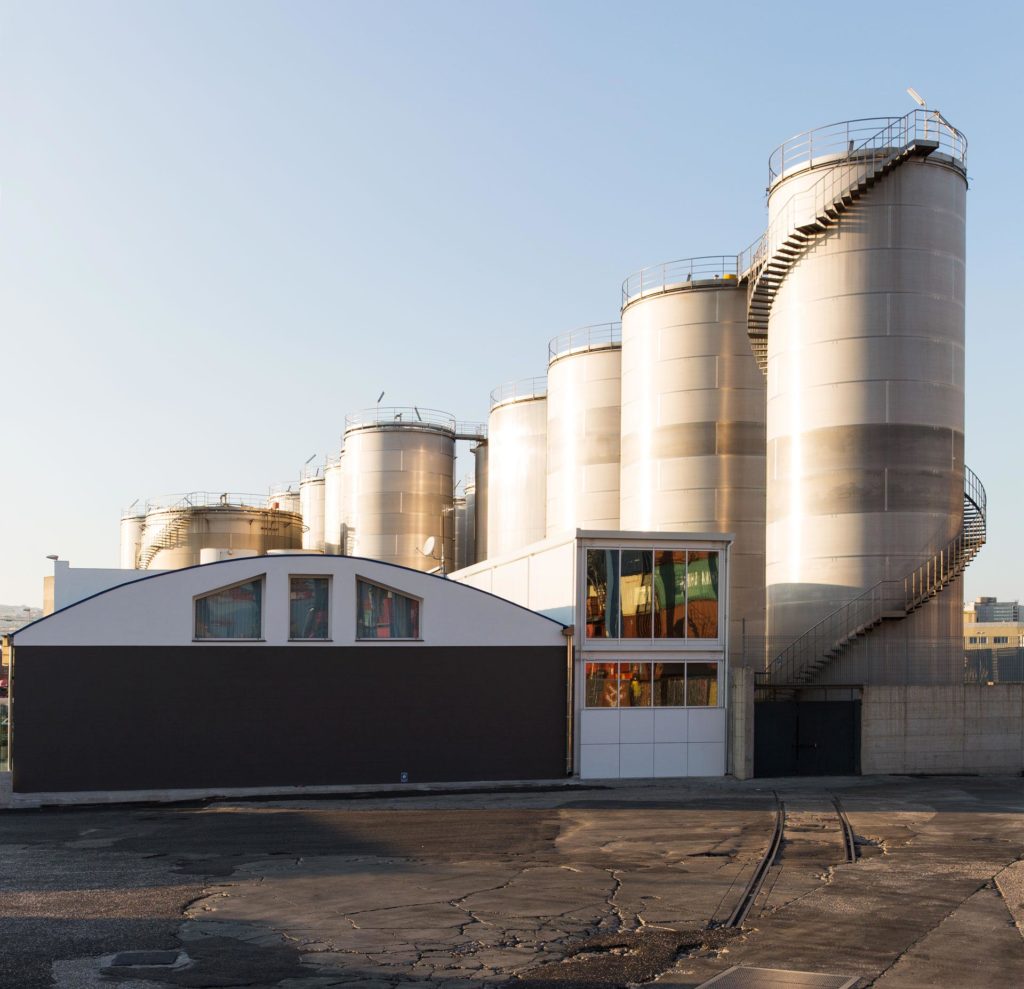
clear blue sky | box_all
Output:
[1,0,1020,606]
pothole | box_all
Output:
[106,949,189,968]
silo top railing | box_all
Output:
[300,463,325,481]
[489,377,547,409]
[548,322,621,364]
[144,492,273,513]
[344,407,457,433]
[767,110,967,186]
[621,256,740,309]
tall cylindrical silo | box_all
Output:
[761,113,968,678]
[619,261,766,665]
[472,441,488,563]
[341,407,455,572]
[299,468,326,552]
[323,456,344,555]
[453,496,469,572]
[119,513,146,569]
[546,323,621,537]
[486,379,547,557]
[267,485,301,514]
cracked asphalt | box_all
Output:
[1,777,1022,988]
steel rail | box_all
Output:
[723,796,786,928]
[832,795,859,864]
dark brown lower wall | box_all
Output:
[11,645,567,793]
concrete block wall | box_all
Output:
[728,667,755,780]
[862,684,1024,775]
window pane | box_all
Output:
[357,580,420,639]
[654,551,687,639]
[653,663,687,706]
[686,663,719,706]
[585,549,620,638]
[686,551,719,638]
[290,577,329,639]
[195,579,262,639]
[620,662,652,707]
[620,550,653,638]
[585,662,618,707]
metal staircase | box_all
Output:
[137,513,194,570]
[765,467,987,685]
[737,110,964,372]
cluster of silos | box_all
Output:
[761,114,969,677]
[618,261,766,664]
[121,493,304,571]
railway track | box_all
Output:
[717,792,858,929]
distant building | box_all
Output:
[964,600,1024,683]
[966,597,1022,624]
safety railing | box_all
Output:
[548,322,621,363]
[143,492,272,513]
[767,110,967,185]
[741,109,964,284]
[489,376,547,409]
[300,463,325,482]
[455,421,488,441]
[766,467,986,685]
[621,256,740,309]
[344,407,457,432]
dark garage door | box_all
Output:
[754,700,861,777]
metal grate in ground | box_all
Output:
[695,966,860,989]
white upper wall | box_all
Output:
[17,555,565,648]
[50,561,169,612]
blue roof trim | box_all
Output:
[12,554,567,638]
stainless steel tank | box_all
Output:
[472,441,488,562]
[323,456,344,555]
[266,485,300,514]
[341,407,456,571]
[761,114,968,674]
[299,468,326,552]
[486,379,547,557]
[619,262,766,665]
[137,493,303,570]
[464,475,478,567]
[119,512,146,569]
[453,496,469,572]
[546,323,621,536]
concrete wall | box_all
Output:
[728,666,754,780]
[862,684,1024,775]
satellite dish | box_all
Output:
[422,536,436,557]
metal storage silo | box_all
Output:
[749,111,972,681]
[136,493,303,570]
[119,512,146,569]
[453,496,469,572]
[472,441,488,563]
[619,261,766,664]
[267,485,301,514]
[299,467,326,552]
[323,455,344,555]
[486,379,547,558]
[341,407,456,572]
[546,323,621,536]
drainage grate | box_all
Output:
[695,967,860,989]
[107,950,186,968]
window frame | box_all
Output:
[354,576,423,642]
[288,574,332,642]
[193,575,266,642]
[582,659,722,709]
[582,544,722,647]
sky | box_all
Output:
[1,0,1020,607]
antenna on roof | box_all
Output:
[304,453,316,464]
[377,390,385,405]
[907,87,927,108]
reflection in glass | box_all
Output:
[356,580,420,639]
[686,663,719,706]
[686,551,719,638]
[585,662,618,707]
[620,550,653,638]
[195,579,263,639]
[290,576,329,639]
[653,663,687,706]
[620,662,652,706]
[585,549,620,638]
[654,551,686,639]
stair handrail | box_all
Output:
[767,467,986,685]
[737,108,965,285]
